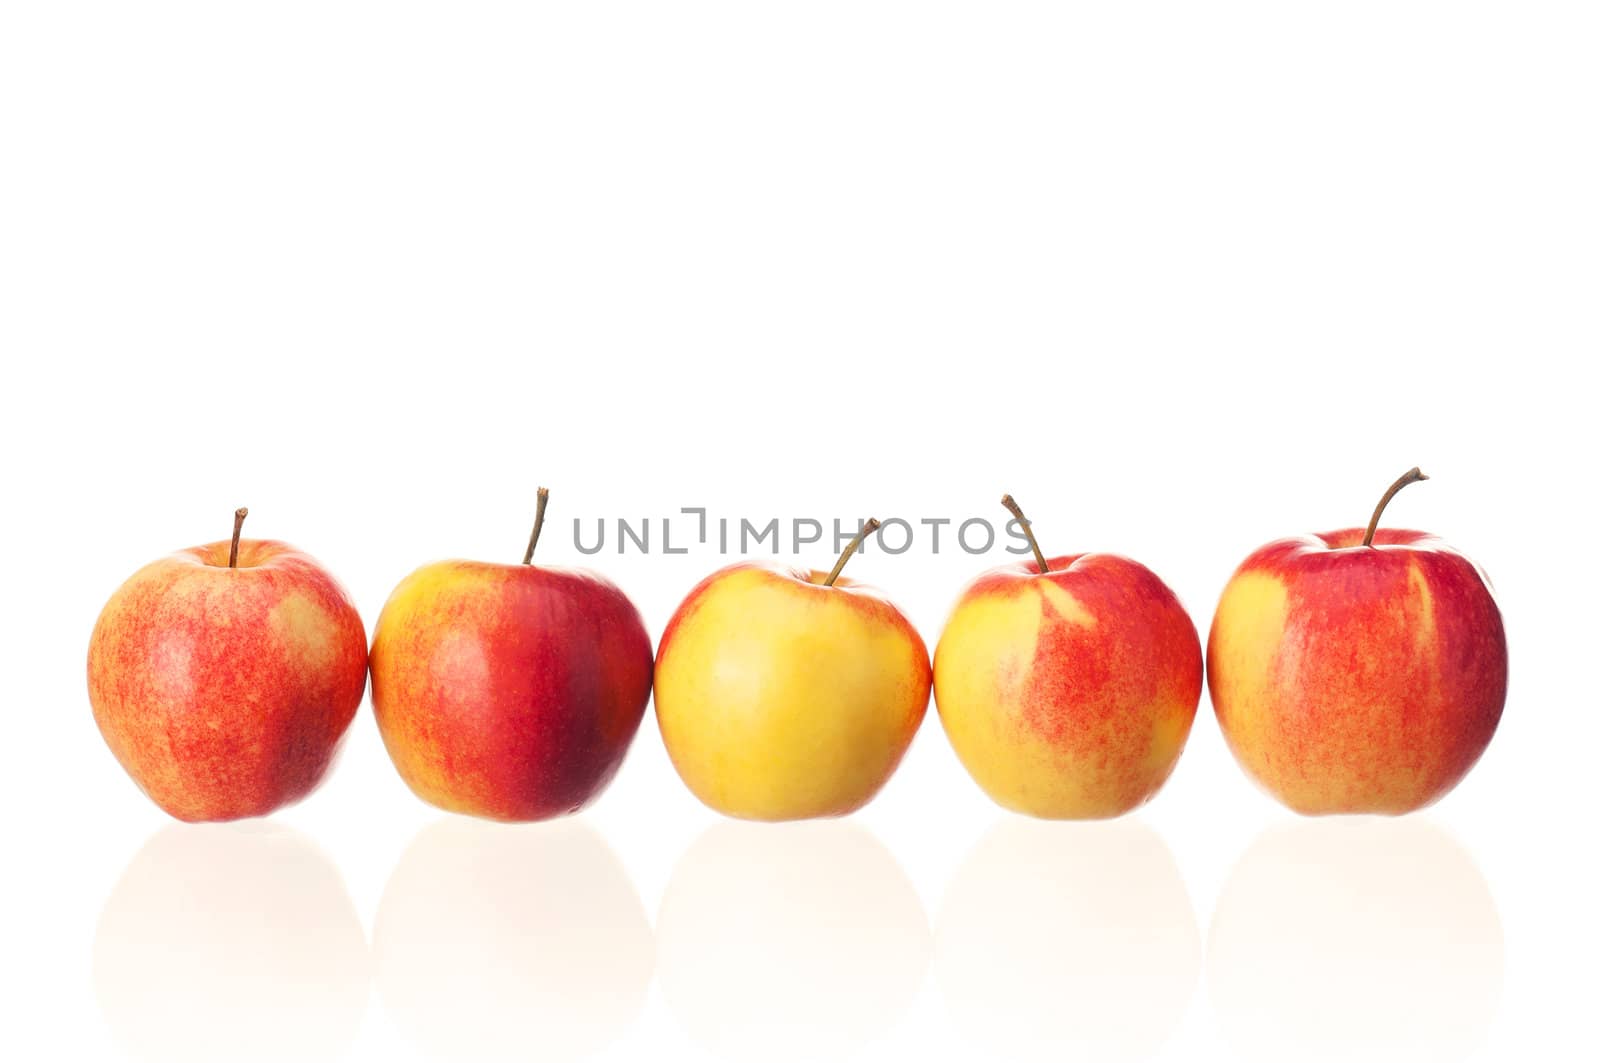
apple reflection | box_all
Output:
[374,817,653,1062]
[93,822,369,1063]
[935,818,1200,1061]
[657,820,930,1060]
[1208,817,1504,1063]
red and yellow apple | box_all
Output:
[1207,468,1508,814]
[654,519,931,820]
[87,509,369,822]
[369,489,653,821]
[933,495,1203,818]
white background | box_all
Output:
[3,2,1596,1061]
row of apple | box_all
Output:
[87,469,1507,825]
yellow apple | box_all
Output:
[653,520,931,820]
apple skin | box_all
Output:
[369,560,653,821]
[654,563,931,821]
[1207,527,1508,815]
[933,554,1203,819]
[87,539,368,822]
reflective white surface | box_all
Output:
[936,818,1200,1061]
[657,820,929,1060]
[1208,817,1503,1063]
[373,818,653,1063]
[75,806,1537,1063]
[93,823,369,1062]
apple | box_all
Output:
[369,488,653,821]
[654,518,931,820]
[1207,468,1508,814]
[933,495,1203,818]
[87,508,369,822]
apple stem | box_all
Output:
[1000,494,1049,574]
[228,507,248,569]
[823,518,880,587]
[522,487,551,564]
[1361,467,1429,547]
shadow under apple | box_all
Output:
[657,819,931,1060]
[1207,816,1504,1063]
[373,817,653,1063]
[92,821,369,1063]
[934,817,1200,1062]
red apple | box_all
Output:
[933,495,1203,818]
[369,489,653,820]
[1207,468,1508,814]
[87,509,369,822]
